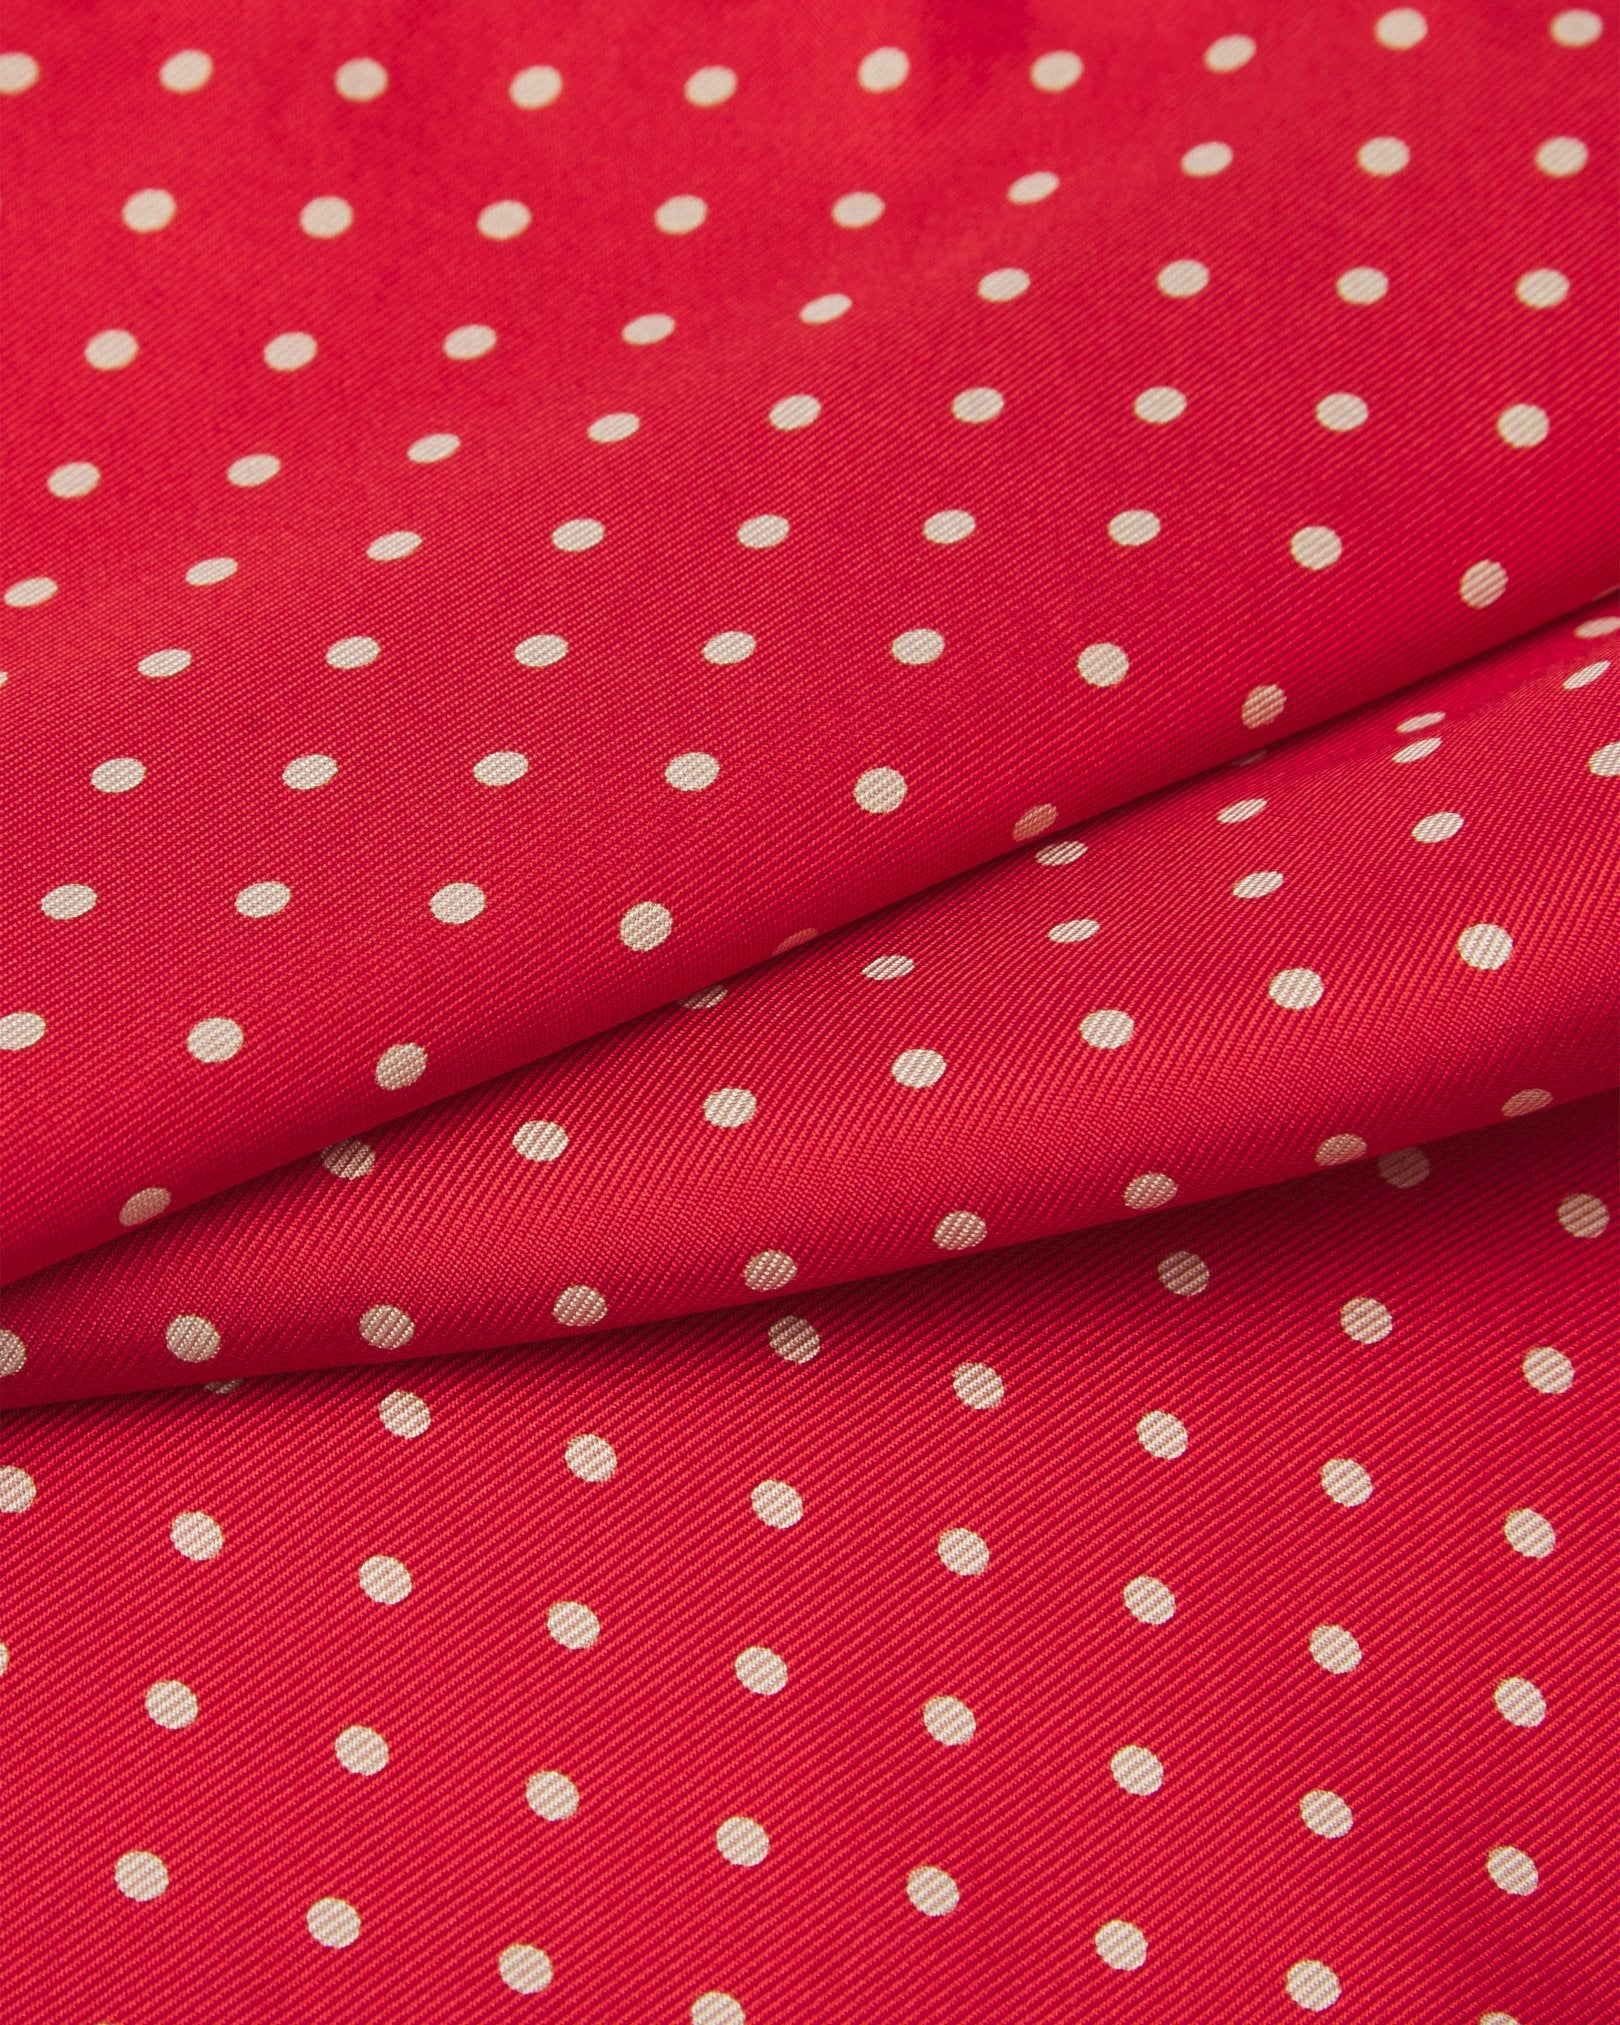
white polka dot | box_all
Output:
[906,1866,959,1916]
[623,313,675,347]
[1049,917,1101,943]
[934,1211,987,1251]
[1111,1745,1164,1796]
[375,1042,427,1090]
[1358,135,1410,176]
[1205,34,1257,71]
[552,518,604,553]
[1300,1789,1353,1838]
[699,1087,754,1130]
[115,1852,169,1902]
[1321,1457,1373,1507]
[5,575,57,607]
[1035,839,1088,865]
[1242,685,1286,728]
[1095,1920,1148,1972]
[1137,1410,1189,1459]
[858,46,908,91]
[1564,658,1611,688]
[307,1898,361,1948]
[1378,1146,1431,1188]
[1315,1132,1366,1165]
[1560,1190,1609,1238]
[891,628,944,667]
[1182,141,1233,177]
[1399,710,1446,732]
[768,1316,819,1364]
[1393,736,1442,765]
[122,187,176,233]
[923,1695,976,1746]
[358,1555,411,1605]
[702,630,754,667]
[358,1305,414,1350]
[499,1944,555,1995]
[1498,404,1550,448]
[547,1600,601,1650]
[186,1017,243,1064]
[1494,1676,1547,1727]
[120,1187,171,1226]
[1157,259,1209,298]
[509,66,562,110]
[1536,135,1588,176]
[512,1120,568,1162]
[1461,560,1508,608]
[159,49,212,91]
[1310,1624,1362,1674]
[1080,1008,1134,1050]
[1109,510,1160,547]
[1269,967,1324,1010]
[952,1362,1003,1410]
[366,530,421,564]
[553,1286,608,1328]
[430,882,485,926]
[1233,871,1285,900]
[1123,1576,1174,1624]
[227,453,280,488]
[165,1315,220,1364]
[853,766,907,814]
[1124,1173,1177,1211]
[144,1679,198,1730]
[1590,740,1620,776]
[405,435,460,470]
[1408,810,1464,846]
[85,327,139,371]
[684,64,737,106]
[831,190,884,228]
[735,1646,788,1696]
[264,330,317,372]
[800,295,854,331]
[1031,49,1083,90]
[744,1250,797,1291]
[1316,391,1368,434]
[1551,9,1605,46]
[923,510,975,544]
[655,193,708,236]
[1524,1345,1574,1394]
[750,1479,803,1529]
[951,386,1004,426]
[0,1012,45,1052]
[526,1769,581,1820]
[1375,8,1428,48]
[1286,1959,1342,2010]
[1077,642,1129,687]
[333,55,387,100]
[1340,1296,1392,1344]
[40,882,96,921]
[1291,526,1342,571]
[1504,1088,1555,1119]
[619,900,673,951]
[234,880,290,920]
[1517,268,1572,314]
[378,1390,429,1438]
[768,394,821,432]
[1487,1845,1539,1895]
[300,196,354,238]
[1008,170,1059,206]
[322,1138,375,1179]
[444,324,497,360]
[978,267,1030,302]
[1457,922,1513,970]
[170,1510,223,1560]
[938,1527,989,1577]
[335,1725,389,1775]
[1337,266,1389,305]
[716,1816,769,1866]
[1013,805,1059,843]
[47,461,100,499]
[1134,385,1186,425]
[0,1466,37,1513]
[886,1048,943,1090]
[136,647,191,681]
[472,750,529,788]
[513,634,569,671]
[738,514,789,550]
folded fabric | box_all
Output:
[5,603,1614,1407]
[0,1094,1610,2019]
[5,0,1616,1282]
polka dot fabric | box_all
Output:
[4,606,1615,1406]
[3,0,1616,1281]
[0,1096,1611,2019]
